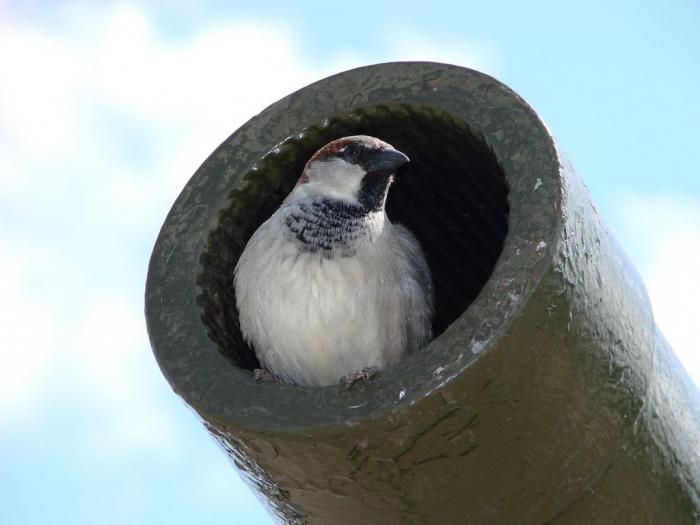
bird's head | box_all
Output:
[288,135,410,211]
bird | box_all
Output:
[234,135,434,387]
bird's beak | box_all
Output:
[367,149,410,175]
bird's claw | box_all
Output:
[339,366,379,391]
[253,368,278,383]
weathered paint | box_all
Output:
[145,62,700,524]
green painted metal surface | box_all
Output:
[145,62,700,524]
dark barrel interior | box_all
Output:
[197,103,509,372]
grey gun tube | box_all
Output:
[146,62,700,524]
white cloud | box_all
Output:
[74,295,146,403]
[616,196,700,386]
[0,5,324,233]
[0,235,59,424]
[645,224,700,386]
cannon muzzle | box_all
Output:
[146,62,700,524]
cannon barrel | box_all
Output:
[145,62,700,524]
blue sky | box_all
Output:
[1,1,698,523]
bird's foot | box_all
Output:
[253,368,278,384]
[339,366,379,391]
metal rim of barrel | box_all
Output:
[145,61,560,430]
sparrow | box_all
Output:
[234,135,434,387]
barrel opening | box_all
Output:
[197,104,510,371]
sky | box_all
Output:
[0,1,698,523]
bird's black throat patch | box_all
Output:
[357,172,393,212]
[283,197,381,257]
